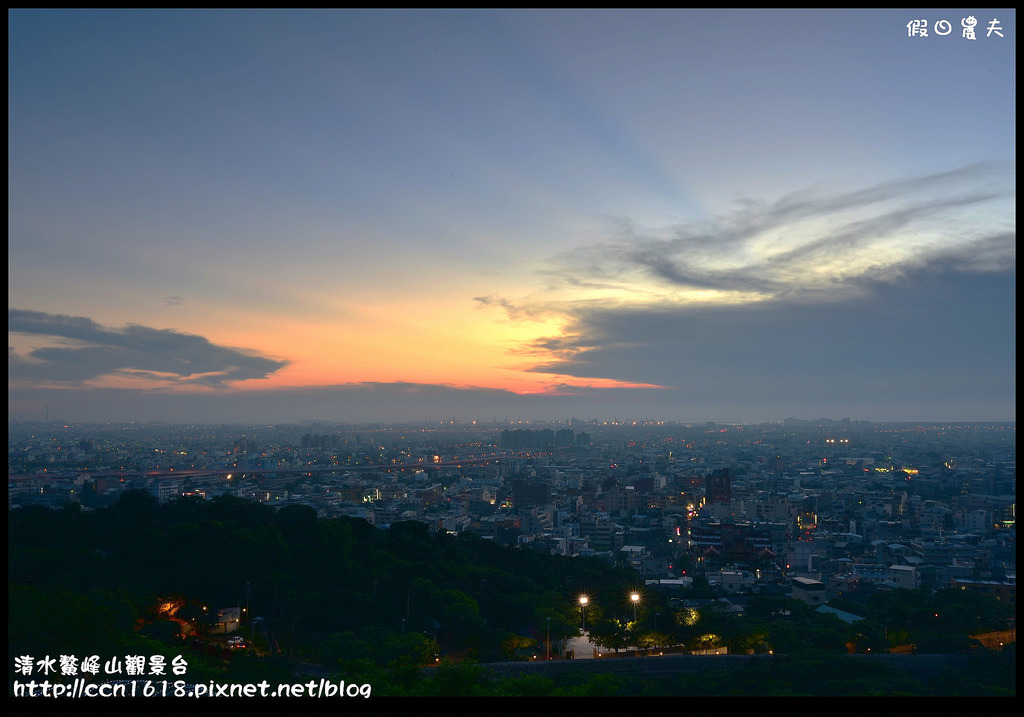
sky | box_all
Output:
[8,9,1016,425]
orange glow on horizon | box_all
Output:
[11,295,669,396]
[8,286,675,397]
[188,296,667,394]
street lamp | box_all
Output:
[630,591,641,622]
[290,615,303,659]
[578,596,589,634]
[249,617,263,654]
[546,617,551,660]
[422,631,439,663]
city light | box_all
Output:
[7,417,1015,690]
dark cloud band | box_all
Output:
[9,309,288,387]
[545,163,1013,301]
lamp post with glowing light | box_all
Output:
[578,596,589,635]
[630,591,641,622]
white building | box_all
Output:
[791,576,826,606]
[888,564,919,590]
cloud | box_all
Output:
[517,268,1014,416]
[9,309,288,388]
[473,294,527,319]
[541,162,1014,306]
[468,165,1015,421]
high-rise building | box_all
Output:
[707,468,732,504]
[512,478,550,508]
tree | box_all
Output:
[495,674,555,696]
[846,620,889,653]
[500,633,537,660]
[441,589,486,640]
[588,617,631,652]
[418,662,495,697]
[319,631,374,667]
[140,619,182,646]
[380,631,436,666]
[766,617,848,654]
[914,634,983,654]
[636,631,674,649]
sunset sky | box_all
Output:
[9,9,1015,424]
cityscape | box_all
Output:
[8,417,1016,700]
[7,8,1014,711]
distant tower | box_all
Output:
[703,468,733,520]
[773,456,785,476]
[707,468,732,504]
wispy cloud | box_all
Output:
[539,163,1013,307]
[472,294,532,320]
[470,165,1015,414]
[9,309,288,388]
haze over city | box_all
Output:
[8,9,1015,425]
